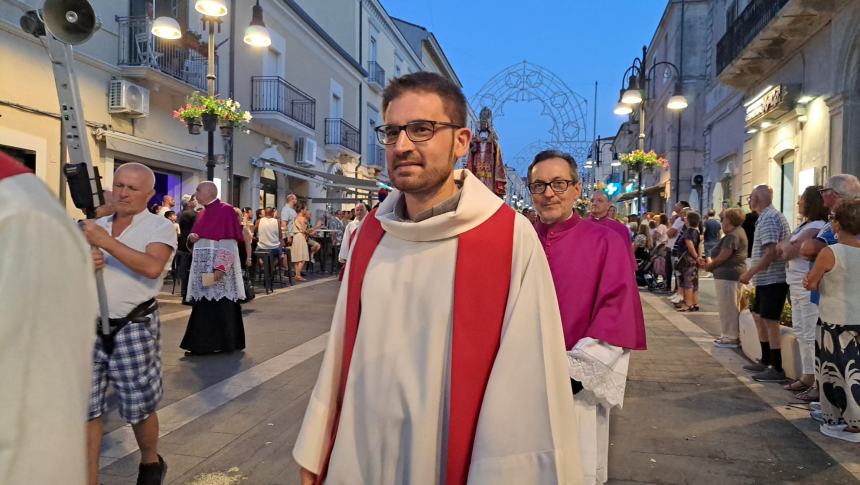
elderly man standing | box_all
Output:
[82,163,176,485]
[802,174,860,260]
[740,185,791,382]
[529,149,646,484]
[181,181,246,355]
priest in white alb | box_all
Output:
[529,150,647,484]
[293,72,583,485]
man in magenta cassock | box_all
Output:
[528,150,646,484]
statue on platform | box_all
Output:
[467,107,507,197]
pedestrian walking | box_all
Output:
[293,72,583,485]
[530,150,645,484]
[181,181,246,355]
[81,162,176,485]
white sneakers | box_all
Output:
[668,294,683,304]
[820,423,860,443]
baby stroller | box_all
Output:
[639,242,669,290]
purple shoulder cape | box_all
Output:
[536,213,647,351]
[191,199,244,243]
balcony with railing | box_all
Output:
[117,16,210,93]
[325,118,360,157]
[368,61,385,91]
[250,76,316,138]
[716,0,837,88]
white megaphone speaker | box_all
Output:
[42,0,100,45]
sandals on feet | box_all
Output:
[677,305,699,312]
[795,387,819,402]
[784,380,810,392]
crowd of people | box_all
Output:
[2,69,857,485]
[563,173,860,445]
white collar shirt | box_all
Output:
[96,210,177,317]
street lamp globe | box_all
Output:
[244,24,271,46]
[151,16,181,39]
[667,94,688,111]
[621,89,643,105]
[195,0,228,17]
[244,1,271,47]
[614,102,633,116]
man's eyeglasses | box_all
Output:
[375,120,462,145]
[528,179,576,195]
[819,187,834,196]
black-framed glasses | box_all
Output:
[528,179,576,194]
[375,120,463,145]
[819,187,834,195]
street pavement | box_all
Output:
[97,275,860,485]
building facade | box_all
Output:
[0,0,467,220]
[706,0,860,227]
[0,0,219,217]
[612,0,710,217]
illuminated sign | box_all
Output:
[745,84,798,126]
[605,183,621,197]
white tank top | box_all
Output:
[819,243,860,326]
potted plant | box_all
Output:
[172,101,203,135]
[619,149,669,171]
[175,92,252,136]
[217,98,252,138]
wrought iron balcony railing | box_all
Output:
[325,118,360,154]
[251,76,316,129]
[716,0,790,75]
[117,16,209,91]
[368,61,385,88]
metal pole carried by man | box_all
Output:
[17,2,177,484]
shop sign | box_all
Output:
[745,84,797,125]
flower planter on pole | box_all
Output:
[219,122,233,138]
[187,118,203,135]
[202,113,218,132]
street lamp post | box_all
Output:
[585,136,615,195]
[613,45,688,217]
[152,0,271,183]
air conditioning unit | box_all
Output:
[108,80,150,117]
[295,137,317,167]
[691,173,704,186]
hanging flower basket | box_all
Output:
[186,118,203,135]
[619,149,669,171]
[174,92,252,135]
[219,121,233,138]
[202,112,218,132]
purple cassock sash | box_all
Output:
[191,199,244,243]
[536,213,647,351]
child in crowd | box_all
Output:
[804,199,860,443]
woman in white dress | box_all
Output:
[291,204,311,280]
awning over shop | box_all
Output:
[616,184,665,202]
[94,129,205,171]
[259,159,380,191]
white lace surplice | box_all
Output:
[568,337,630,485]
[186,238,245,302]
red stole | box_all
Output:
[0,151,31,181]
[318,204,515,485]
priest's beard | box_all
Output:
[390,142,457,197]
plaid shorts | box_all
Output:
[88,309,163,424]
